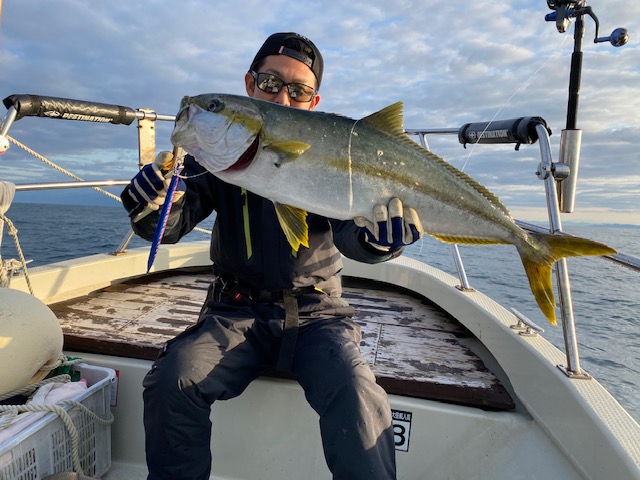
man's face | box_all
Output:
[245,54,321,111]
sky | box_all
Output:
[0,0,639,225]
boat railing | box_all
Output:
[406,120,638,378]
[0,94,212,255]
[2,95,639,378]
[406,2,632,377]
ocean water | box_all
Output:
[2,202,639,423]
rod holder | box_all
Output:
[557,129,582,213]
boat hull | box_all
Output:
[74,351,584,480]
[9,244,640,479]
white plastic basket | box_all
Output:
[0,363,115,480]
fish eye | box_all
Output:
[208,100,224,113]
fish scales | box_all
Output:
[234,98,515,244]
[171,93,616,324]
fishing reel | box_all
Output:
[545,0,629,46]
[545,1,629,213]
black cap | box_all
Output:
[250,32,324,89]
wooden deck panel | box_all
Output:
[51,269,514,410]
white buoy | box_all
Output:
[0,289,64,397]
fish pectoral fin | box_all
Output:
[274,202,309,252]
[266,141,311,167]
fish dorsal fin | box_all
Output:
[360,102,405,137]
[274,202,309,252]
[361,102,513,220]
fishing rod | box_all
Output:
[544,0,629,212]
[542,1,629,377]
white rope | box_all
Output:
[0,373,71,402]
[0,355,84,402]
[6,135,121,202]
[0,212,33,292]
[0,180,34,292]
[0,357,114,476]
[39,353,84,372]
[0,375,72,429]
[6,134,212,235]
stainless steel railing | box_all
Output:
[405,123,640,378]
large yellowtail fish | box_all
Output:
[170,93,616,325]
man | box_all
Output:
[122,32,423,480]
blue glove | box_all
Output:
[127,151,186,215]
[354,197,423,251]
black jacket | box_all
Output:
[122,155,401,296]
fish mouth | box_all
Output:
[222,135,260,172]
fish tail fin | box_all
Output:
[520,257,556,325]
[518,232,617,326]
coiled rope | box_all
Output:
[0,401,114,475]
[0,357,114,476]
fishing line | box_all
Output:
[459,34,570,173]
[178,170,209,180]
[346,118,359,214]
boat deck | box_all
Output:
[50,267,514,411]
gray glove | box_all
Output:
[354,197,423,251]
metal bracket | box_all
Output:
[113,226,137,256]
[557,364,592,380]
[137,108,158,168]
[0,106,18,155]
[455,285,475,293]
[535,159,570,182]
[509,308,545,337]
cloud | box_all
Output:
[1,0,638,224]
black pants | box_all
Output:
[143,289,397,479]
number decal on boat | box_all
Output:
[391,409,412,452]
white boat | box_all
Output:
[1,5,639,480]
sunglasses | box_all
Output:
[251,71,317,103]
